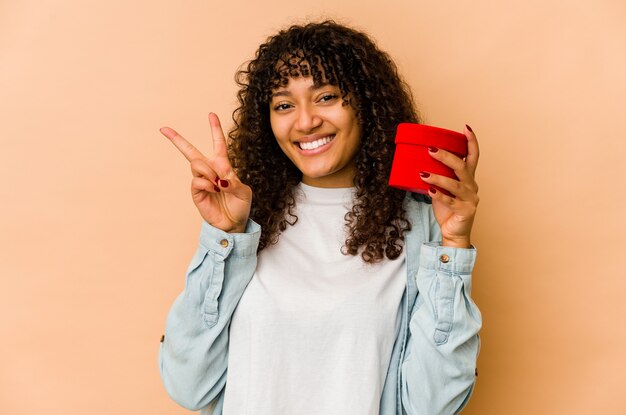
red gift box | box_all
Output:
[389,123,468,196]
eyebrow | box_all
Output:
[270,82,331,99]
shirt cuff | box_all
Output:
[420,242,477,274]
[199,219,261,258]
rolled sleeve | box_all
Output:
[199,219,261,259]
[159,218,261,410]
[420,242,476,275]
[401,242,481,415]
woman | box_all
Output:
[159,20,481,415]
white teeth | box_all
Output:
[299,135,334,150]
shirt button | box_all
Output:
[439,254,450,263]
[220,239,229,248]
[160,334,165,343]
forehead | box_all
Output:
[271,53,333,90]
[270,76,335,99]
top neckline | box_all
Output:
[296,182,356,205]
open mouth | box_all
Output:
[296,135,335,150]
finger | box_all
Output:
[208,113,229,158]
[160,127,206,162]
[420,171,478,201]
[190,159,219,182]
[214,172,253,203]
[464,124,480,176]
[191,177,220,193]
[429,185,479,219]
[428,147,474,183]
[203,149,244,191]
[428,186,459,210]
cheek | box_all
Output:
[276,139,292,157]
[337,108,360,136]
[269,116,289,143]
[346,118,362,146]
[270,123,293,157]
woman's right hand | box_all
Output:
[160,113,253,233]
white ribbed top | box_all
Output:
[223,182,406,415]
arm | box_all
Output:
[401,203,481,414]
[400,124,482,413]
[158,219,261,410]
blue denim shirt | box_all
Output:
[159,195,482,414]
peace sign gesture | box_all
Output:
[160,113,253,233]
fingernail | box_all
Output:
[465,124,473,133]
[428,146,438,153]
[219,179,229,188]
[419,171,430,178]
[214,177,220,185]
[213,185,220,192]
[429,187,437,194]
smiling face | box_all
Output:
[269,76,362,188]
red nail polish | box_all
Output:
[466,124,473,133]
[219,179,229,188]
[429,187,437,194]
[428,146,438,153]
[213,185,220,192]
[214,177,220,185]
[419,171,430,178]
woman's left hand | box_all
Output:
[420,125,480,248]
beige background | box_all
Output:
[1,0,625,413]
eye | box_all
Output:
[273,103,292,111]
[319,94,338,103]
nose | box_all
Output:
[295,105,322,132]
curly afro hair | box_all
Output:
[228,20,421,263]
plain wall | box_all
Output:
[1,0,625,413]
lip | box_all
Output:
[294,134,336,156]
